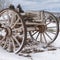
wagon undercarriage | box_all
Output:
[0,8,59,54]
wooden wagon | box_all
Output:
[0,5,59,54]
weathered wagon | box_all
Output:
[0,5,59,54]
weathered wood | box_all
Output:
[27,27,39,31]
[26,22,45,26]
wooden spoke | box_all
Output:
[45,32,52,40]
[40,33,42,43]
[12,27,23,33]
[46,22,51,25]
[43,33,47,43]
[11,18,20,29]
[12,36,21,46]
[47,26,56,28]
[36,32,39,40]
[7,38,11,51]
[46,30,56,35]
[10,37,16,52]
[31,31,38,36]
[3,39,8,49]
[10,14,17,27]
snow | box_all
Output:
[53,33,60,47]
[0,33,60,60]
[31,49,60,60]
[0,46,30,60]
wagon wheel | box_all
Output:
[0,8,26,53]
[29,11,59,46]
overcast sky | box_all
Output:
[12,0,60,12]
[1,0,60,12]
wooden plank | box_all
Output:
[26,22,45,26]
[27,27,39,31]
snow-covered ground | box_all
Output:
[0,32,60,60]
[0,46,30,60]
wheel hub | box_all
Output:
[6,27,12,37]
[37,24,47,33]
[0,27,7,40]
[0,26,12,40]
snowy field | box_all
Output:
[0,32,60,60]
